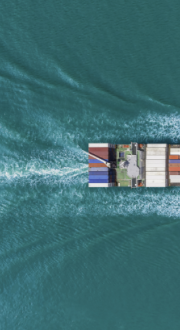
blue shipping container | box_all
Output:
[89,159,108,163]
[89,175,109,180]
[169,160,180,163]
[89,171,109,176]
[89,179,109,183]
[89,167,109,172]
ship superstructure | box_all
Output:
[88,143,180,187]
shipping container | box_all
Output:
[89,171,109,176]
[89,159,108,163]
[146,178,166,187]
[146,179,166,183]
[170,183,180,186]
[169,164,180,167]
[146,163,166,167]
[146,147,166,153]
[88,150,109,155]
[145,171,165,176]
[89,155,109,160]
[147,144,167,148]
[146,160,166,165]
[89,143,110,148]
[169,155,179,159]
[170,149,180,155]
[89,179,109,183]
[169,172,179,175]
[146,175,166,180]
[89,163,107,168]
[89,150,109,157]
[146,152,166,157]
[89,151,109,157]
[89,175,109,180]
[89,147,109,151]
[146,151,166,156]
[170,176,180,183]
[88,183,115,187]
[146,156,166,160]
[170,145,180,148]
[88,148,109,152]
[168,167,180,171]
[146,182,167,187]
[170,175,180,179]
[89,167,108,171]
[169,160,180,163]
[146,167,166,171]
[89,150,109,155]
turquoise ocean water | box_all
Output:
[1,1,180,329]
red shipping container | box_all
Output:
[169,163,180,167]
[89,149,109,158]
[88,150,109,155]
[89,163,107,168]
[88,150,109,154]
[169,167,180,171]
[123,145,129,148]
[89,147,109,153]
[169,171,179,175]
[89,156,108,160]
[169,155,178,159]
[89,153,109,160]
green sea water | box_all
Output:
[1,0,180,329]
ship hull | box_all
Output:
[88,143,180,187]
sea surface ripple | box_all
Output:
[1,0,180,329]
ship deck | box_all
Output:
[115,144,145,187]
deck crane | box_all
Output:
[83,151,116,168]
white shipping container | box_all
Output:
[146,151,166,156]
[146,160,166,165]
[170,148,180,151]
[88,183,115,187]
[146,175,166,180]
[146,144,167,148]
[145,171,166,176]
[170,175,180,180]
[146,182,167,187]
[146,166,166,170]
[146,172,166,180]
[146,178,166,183]
[88,143,110,148]
[146,147,166,153]
[146,167,166,171]
[170,176,180,183]
[170,149,180,155]
[146,155,166,160]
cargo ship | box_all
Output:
[86,143,180,188]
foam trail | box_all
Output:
[0,148,88,184]
[0,164,88,180]
[50,186,180,219]
[74,112,180,144]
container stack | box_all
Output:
[145,144,168,187]
[169,146,180,186]
[88,143,116,187]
